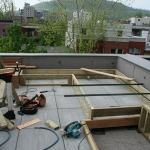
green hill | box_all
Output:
[32,0,150,20]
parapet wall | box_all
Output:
[1,53,150,91]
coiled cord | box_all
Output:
[35,127,59,150]
[0,129,11,146]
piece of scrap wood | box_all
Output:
[17,118,41,130]
[0,110,7,128]
[0,68,14,74]
[45,120,59,130]
[4,117,15,130]
[81,68,133,80]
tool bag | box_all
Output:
[19,93,46,115]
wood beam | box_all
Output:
[85,116,140,129]
[81,68,133,80]
[0,68,14,74]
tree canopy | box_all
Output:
[0,22,47,53]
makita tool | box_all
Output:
[60,121,83,138]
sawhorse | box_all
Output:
[0,68,17,119]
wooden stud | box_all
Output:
[85,116,140,129]
[68,74,73,85]
[4,117,15,130]
[138,105,150,141]
[45,120,59,130]
[81,120,99,150]
[0,68,14,74]
[0,110,7,128]
[72,74,92,118]
[92,106,141,118]
[81,68,133,80]
[17,118,41,130]
[0,79,6,103]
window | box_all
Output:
[111,49,123,54]
[129,48,140,55]
[2,29,6,35]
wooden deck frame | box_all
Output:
[16,68,150,148]
[81,114,140,150]
[19,69,115,86]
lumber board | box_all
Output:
[17,118,41,130]
[22,69,115,75]
[0,79,6,103]
[5,65,25,68]
[2,57,21,65]
[0,68,14,74]
[68,74,73,85]
[4,116,15,130]
[81,120,99,150]
[45,120,59,130]
[81,68,133,80]
[85,116,140,129]
[72,74,92,118]
[0,110,7,128]
[91,106,141,119]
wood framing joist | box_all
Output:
[81,120,99,150]
[138,104,150,142]
[90,106,142,120]
[71,74,92,118]
[83,116,140,129]
[81,68,133,81]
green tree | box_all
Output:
[0,0,15,20]
[135,12,143,18]
[40,0,132,53]
[37,14,67,46]
[0,22,47,53]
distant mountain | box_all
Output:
[32,0,150,19]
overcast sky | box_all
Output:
[14,0,150,11]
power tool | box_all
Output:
[60,121,83,138]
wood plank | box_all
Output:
[45,120,59,130]
[85,116,140,129]
[72,74,92,118]
[81,68,133,80]
[5,65,25,68]
[0,79,6,103]
[81,120,99,150]
[0,110,7,128]
[17,118,41,130]
[92,106,141,117]
[0,68,14,74]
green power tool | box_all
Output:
[60,121,83,138]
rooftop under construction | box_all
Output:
[0,53,150,150]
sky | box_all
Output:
[13,0,150,11]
